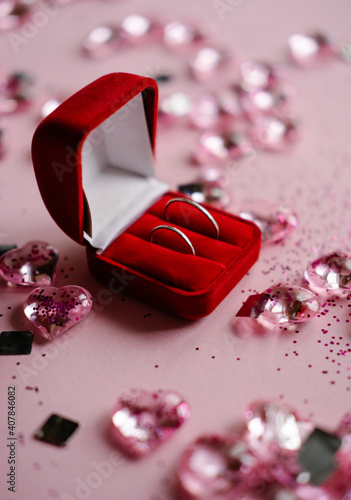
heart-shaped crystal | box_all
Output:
[0,241,59,286]
[23,286,92,340]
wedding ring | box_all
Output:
[164,198,219,239]
[149,225,195,255]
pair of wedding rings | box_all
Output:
[148,198,219,256]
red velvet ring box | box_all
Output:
[32,73,260,319]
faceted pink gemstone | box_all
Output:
[250,284,320,325]
[218,88,242,120]
[188,93,220,129]
[245,401,313,452]
[239,86,293,120]
[178,179,231,209]
[82,25,123,58]
[239,200,298,243]
[23,286,92,340]
[177,434,249,498]
[0,1,31,30]
[305,252,351,291]
[195,130,254,165]
[0,241,59,286]
[159,92,192,124]
[240,61,285,91]
[189,46,231,81]
[110,389,189,457]
[288,34,337,65]
[0,71,35,114]
[250,115,300,151]
[120,15,160,43]
[163,21,204,53]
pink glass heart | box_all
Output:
[0,241,59,286]
[110,388,190,457]
[23,286,92,340]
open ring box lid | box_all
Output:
[32,73,261,319]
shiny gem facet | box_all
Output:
[195,130,254,165]
[305,252,351,291]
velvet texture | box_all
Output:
[32,73,261,318]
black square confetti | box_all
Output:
[0,330,33,355]
[34,414,80,446]
[298,428,342,485]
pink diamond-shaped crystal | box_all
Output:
[0,1,31,30]
[239,200,298,243]
[240,61,285,91]
[305,252,351,291]
[0,71,35,114]
[110,389,190,457]
[245,401,313,452]
[23,285,92,340]
[189,46,231,81]
[237,285,320,325]
[163,21,204,53]
[177,434,250,498]
[189,93,221,129]
[251,115,300,151]
[82,25,123,58]
[120,15,160,43]
[159,92,192,124]
[288,33,337,65]
[239,86,293,120]
[0,241,59,286]
[195,130,254,165]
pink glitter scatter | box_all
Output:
[110,389,190,457]
[23,286,92,340]
[0,241,59,286]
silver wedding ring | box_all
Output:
[164,198,219,239]
[149,225,195,255]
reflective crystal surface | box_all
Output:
[240,61,283,91]
[23,286,92,340]
[35,414,80,446]
[0,71,35,114]
[245,401,313,452]
[111,389,190,457]
[178,180,231,209]
[239,86,292,119]
[159,92,192,123]
[195,130,254,165]
[288,33,337,65]
[305,252,351,291]
[239,200,298,243]
[177,434,248,498]
[251,116,300,151]
[163,21,204,52]
[0,241,59,286]
[40,97,62,119]
[120,15,158,43]
[189,46,231,81]
[189,93,220,129]
[0,1,30,30]
[82,25,122,57]
[238,285,320,325]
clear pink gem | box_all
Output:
[110,389,189,457]
[251,115,300,151]
[82,25,123,58]
[189,46,231,81]
[177,434,249,498]
[335,413,351,439]
[0,71,35,114]
[239,86,294,119]
[195,130,254,165]
[288,34,337,65]
[240,61,284,91]
[305,252,351,291]
[253,284,320,325]
[189,93,220,129]
[120,15,160,43]
[178,180,231,209]
[23,285,92,340]
[218,88,242,119]
[0,1,31,30]
[245,401,313,452]
[159,92,192,124]
[163,21,204,53]
[239,200,298,243]
[0,241,59,286]
[40,97,62,119]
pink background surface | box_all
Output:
[1,0,351,498]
